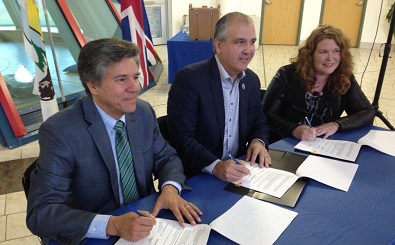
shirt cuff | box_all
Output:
[84,215,111,239]
[161,181,182,194]
[252,138,266,148]
[203,159,221,175]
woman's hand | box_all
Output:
[292,125,317,141]
[315,122,340,139]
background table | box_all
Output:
[166,31,214,83]
[85,126,395,245]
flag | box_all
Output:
[121,0,157,88]
[20,0,58,121]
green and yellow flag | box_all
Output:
[20,0,58,121]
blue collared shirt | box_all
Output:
[204,56,245,174]
[85,102,181,239]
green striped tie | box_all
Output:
[114,120,139,205]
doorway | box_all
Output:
[261,0,302,45]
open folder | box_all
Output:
[225,149,358,207]
[225,150,307,207]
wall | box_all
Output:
[169,0,393,46]
[299,0,322,43]
[361,0,393,46]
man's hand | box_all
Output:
[106,211,155,241]
[245,140,271,168]
[152,185,202,227]
[212,159,250,182]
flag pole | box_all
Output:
[41,0,67,108]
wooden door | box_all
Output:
[321,0,365,47]
[261,0,302,45]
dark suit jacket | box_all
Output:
[26,95,186,245]
[167,56,269,178]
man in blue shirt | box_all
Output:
[167,12,271,182]
[26,38,201,244]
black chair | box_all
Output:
[157,115,169,140]
[260,89,266,102]
[22,158,42,243]
[22,158,38,199]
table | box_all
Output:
[84,126,395,245]
[270,126,395,245]
[166,31,214,83]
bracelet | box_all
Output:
[333,121,340,128]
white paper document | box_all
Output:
[115,218,210,245]
[357,130,395,157]
[233,165,300,198]
[210,196,298,245]
[296,155,358,191]
[233,155,358,197]
[294,138,361,162]
[115,196,298,245]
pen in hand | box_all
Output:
[304,116,313,128]
[228,154,241,165]
[229,154,251,176]
[126,205,144,216]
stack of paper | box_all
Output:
[293,129,395,160]
[294,138,361,162]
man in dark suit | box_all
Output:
[26,38,201,245]
[167,12,271,183]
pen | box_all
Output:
[126,205,144,216]
[304,116,313,128]
[228,154,241,165]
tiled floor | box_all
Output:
[0,44,394,244]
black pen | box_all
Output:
[228,154,241,165]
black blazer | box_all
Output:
[262,64,375,143]
[167,56,269,178]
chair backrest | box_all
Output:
[22,158,38,198]
[157,115,169,140]
[260,89,266,102]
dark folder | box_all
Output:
[224,149,308,207]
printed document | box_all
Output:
[115,218,210,245]
[233,165,300,198]
[294,138,361,162]
[233,155,358,197]
[115,196,298,245]
[357,129,395,157]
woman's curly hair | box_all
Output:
[290,25,353,95]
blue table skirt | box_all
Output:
[166,31,214,83]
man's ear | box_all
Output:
[86,81,97,95]
[214,39,221,54]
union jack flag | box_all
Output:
[121,0,157,88]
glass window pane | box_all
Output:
[1,0,83,110]
[0,1,14,26]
